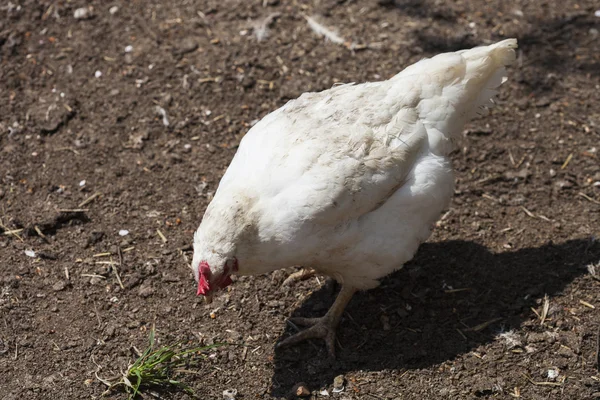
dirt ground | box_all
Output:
[1,0,600,399]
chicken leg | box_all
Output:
[277,284,357,357]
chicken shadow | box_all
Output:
[270,237,599,397]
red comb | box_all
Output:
[196,261,211,296]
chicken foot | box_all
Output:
[277,284,357,357]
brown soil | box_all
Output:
[1,0,600,399]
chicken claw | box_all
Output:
[277,285,356,357]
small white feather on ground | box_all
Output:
[304,15,346,45]
[252,13,281,42]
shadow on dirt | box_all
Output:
[406,11,599,97]
[270,237,599,396]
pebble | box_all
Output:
[109,6,119,15]
[74,7,93,20]
[177,37,199,55]
[293,383,310,397]
[90,276,103,285]
[24,250,36,258]
[558,346,575,358]
[547,368,559,380]
[333,375,345,393]
[138,285,154,298]
[223,389,237,399]
[118,229,129,236]
[52,281,67,291]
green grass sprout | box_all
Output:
[99,326,221,399]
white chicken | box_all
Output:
[192,39,518,356]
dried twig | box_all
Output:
[92,301,102,328]
[456,328,468,340]
[523,374,563,387]
[79,192,101,207]
[580,300,595,309]
[112,257,124,290]
[93,252,113,258]
[0,218,24,241]
[117,246,124,267]
[282,268,316,286]
[578,192,600,205]
[521,206,536,218]
[540,294,550,325]
[444,288,472,294]
[81,274,107,279]
[520,206,552,222]
[466,317,503,332]
[560,153,573,169]
[156,229,167,243]
[596,326,600,372]
[33,225,48,241]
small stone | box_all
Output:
[127,321,141,329]
[241,76,256,89]
[558,346,575,358]
[223,389,237,399]
[104,324,116,339]
[74,7,93,20]
[177,37,199,55]
[109,6,119,15]
[333,375,345,392]
[90,276,103,285]
[527,332,546,343]
[52,281,67,291]
[554,180,573,189]
[547,368,559,380]
[266,300,283,308]
[380,314,391,331]
[118,229,129,236]
[24,250,36,258]
[138,284,154,298]
[293,383,310,397]
[84,231,104,248]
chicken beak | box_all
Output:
[204,293,213,304]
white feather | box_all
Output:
[304,15,346,45]
[193,39,518,290]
